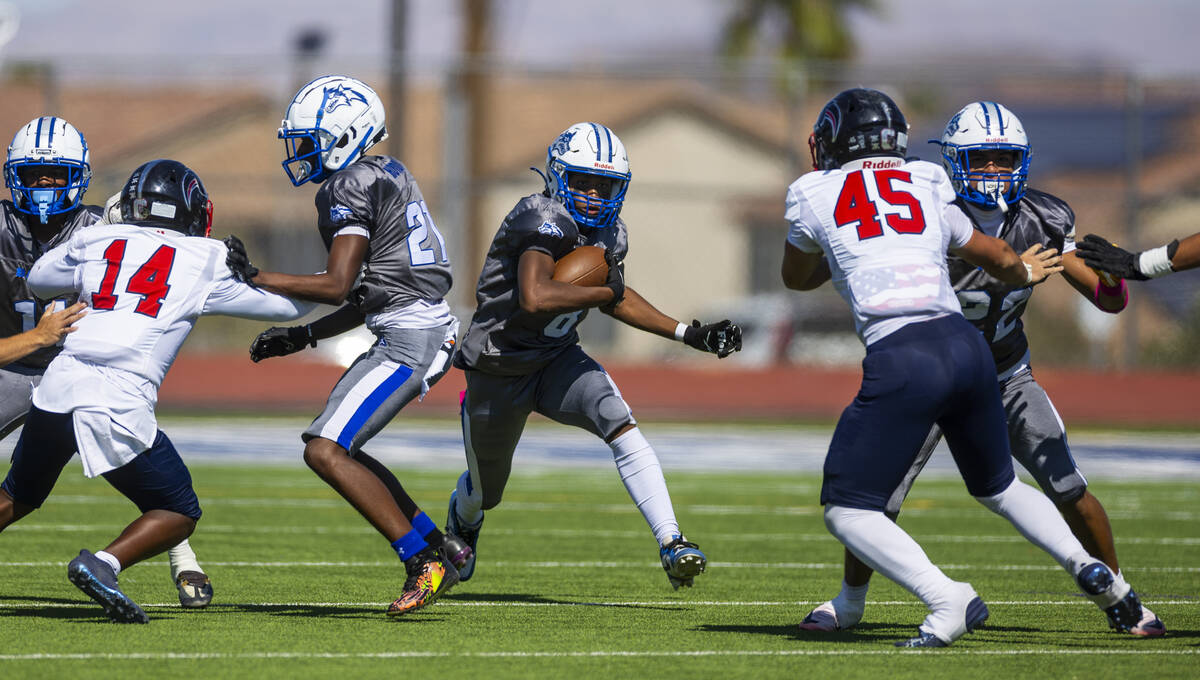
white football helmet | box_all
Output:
[934,101,1031,210]
[279,75,388,186]
[4,116,92,224]
[544,122,631,229]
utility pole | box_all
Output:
[387,0,406,160]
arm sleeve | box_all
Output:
[203,272,317,321]
[784,186,824,254]
[27,241,81,299]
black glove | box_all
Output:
[1075,234,1145,281]
[249,325,315,363]
[599,249,625,313]
[683,319,743,359]
[224,235,259,286]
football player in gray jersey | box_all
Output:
[446,122,743,590]
[228,76,463,616]
[0,116,214,608]
[800,102,1164,637]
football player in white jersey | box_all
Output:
[0,160,314,623]
[782,88,1145,646]
[0,117,215,607]
[800,101,1164,637]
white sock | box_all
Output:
[454,470,484,527]
[823,505,957,608]
[974,478,1093,575]
[1114,569,1130,593]
[824,505,979,642]
[167,539,203,581]
[95,550,121,576]
[610,428,680,546]
[831,580,869,625]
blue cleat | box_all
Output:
[67,550,149,624]
[895,595,988,648]
[445,491,481,581]
[660,535,706,590]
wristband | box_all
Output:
[1093,277,1128,311]
[673,322,688,342]
[1023,262,1034,285]
[1137,243,1176,278]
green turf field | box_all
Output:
[0,463,1196,679]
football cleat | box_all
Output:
[895,596,988,648]
[175,570,213,608]
[798,600,861,632]
[67,550,149,624]
[440,531,473,572]
[660,535,706,590]
[445,491,481,581]
[1076,561,1143,632]
[386,546,459,616]
[1129,604,1166,637]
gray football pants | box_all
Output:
[0,366,40,441]
[304,323,451,454]
[885,368,1088,514]
[461,345,635,510]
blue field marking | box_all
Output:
[3,419,1195,479]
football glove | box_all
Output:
[599,248,625,313]
[683,319,743,359]
[223,235,259,286]
[1077,234,1178,281]
[249,325,315,363]
[99,192,122,225]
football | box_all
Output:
[552,245,608,287]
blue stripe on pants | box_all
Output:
[336,364,414,450]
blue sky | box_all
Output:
[4,0,1200,78]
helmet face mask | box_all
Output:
[279,75,387,186]
[809,89,909,171]
[934,101,1031,210]
[4,116,92,225]
[119,159,213,237]
[545,122,631,230]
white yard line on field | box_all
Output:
[0,649,1196,661]
[1,560,1197,573]
[8,524,1200,546]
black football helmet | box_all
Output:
[118,159,213,237]
[809,88,909,171]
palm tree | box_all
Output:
[720,0,879,66]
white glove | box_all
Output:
[99,192,122,225]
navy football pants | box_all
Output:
[2,406,201,519]
[820,314,1016,511]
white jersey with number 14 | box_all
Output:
[27,224,315,476]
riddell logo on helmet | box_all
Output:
[985,137,1010,143]
[861,159,903,169]
[592,162,617,170]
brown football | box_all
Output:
[552,245,609,287]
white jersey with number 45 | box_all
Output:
[786,158,976,346]
[27,224,315,476]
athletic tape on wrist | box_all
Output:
[1138,244,1175,278]
[1023,262,1034,285]
[674,322,688,342]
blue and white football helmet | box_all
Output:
[4,116,92,224]
[933,101,1031,211]
[279,75,388,186]
[544,122,631,229]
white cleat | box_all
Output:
[798,600,861,632]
